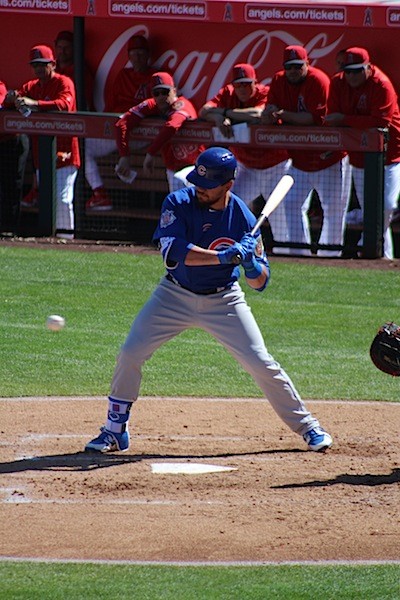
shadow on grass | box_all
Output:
[0,448,302,473]
[272,468,400,488]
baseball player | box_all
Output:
[262,46,351,257]
[115,72,204,192]
[22,30,94,210]
[326,47,400,260]
[199,63,290,246]
[85,35,157,211]
[6,45,80,239]
[85,147,333,454]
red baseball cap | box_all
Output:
[151,72,174,89]
[232,63,256,83]
[29,45,55,63]
[283,45,308,66]
[343,47,370,69]
[55,31,73,45]
[127,35,149,52]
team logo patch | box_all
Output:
[160,209,176,228]
[197,165,207,176]
[172,99,184,110]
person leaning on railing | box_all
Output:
[325,47,400,260]
[84,34,157,212]
[114,72,205,193]
[261,45,351,257]
[199,62,291,246]
[4,44,80,239]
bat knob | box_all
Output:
[231,254,242,265]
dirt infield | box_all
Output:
[1,397,399,563]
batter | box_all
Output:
[85,147,333,454]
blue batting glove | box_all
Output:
[240,233,258,264]
[218,242,246,265]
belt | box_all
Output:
[166,273,229,295]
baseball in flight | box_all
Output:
[46,315,65,331]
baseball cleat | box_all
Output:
[303,427,332,452]
[85,426,129,453]
[85,188,113,212]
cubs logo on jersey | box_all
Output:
[209,237,236,250]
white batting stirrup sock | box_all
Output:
[105,397,132,433]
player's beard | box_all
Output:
[195,186,230,210]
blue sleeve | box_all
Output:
[152,189,194,268]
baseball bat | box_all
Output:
[231,174,294,264]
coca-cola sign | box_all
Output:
[94,24,346,111]
[0,13,398,110]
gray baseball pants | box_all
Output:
[110,277,320,436]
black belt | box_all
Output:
[166,273,229,295]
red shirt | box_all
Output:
[115,96,204,171]
[17,73,80,169]
[267,66,344,171]
[328,66,400,167]
[0,79,10,143]
[56,62,95,110]
[105,67,157,113]
[0,80,6,105]
[205,83,288,169]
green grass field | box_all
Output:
[1,562,399,599]
[1,245,399,598]
[1,246,399,400]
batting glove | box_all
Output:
[218,242,246,265]
[239,233,258,263]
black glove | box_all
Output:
[370,322,400,376]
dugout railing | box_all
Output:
[0,110,388,258]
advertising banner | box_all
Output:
[0,2,399,112]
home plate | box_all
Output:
[151,462,238,474]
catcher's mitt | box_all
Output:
[370,322,400,376]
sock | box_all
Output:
[105,397,132,434]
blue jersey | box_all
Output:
[153,187,268,293]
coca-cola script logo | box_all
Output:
[94,26,345,111]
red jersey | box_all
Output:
[115,96,204,171]
[0,80,9,143]
[328,66,400,167]
[267,66,344,171]
[205,83,288,169]
[0,80,6,105]
[56,62,95,110]
[105,67,157,113]
[17,73,80,169]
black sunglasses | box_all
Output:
[284,63,304,71]
[152,88,170,97]
[344,67,365,75]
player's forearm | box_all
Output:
[227,107,263,122]
[184,245,220,265]
[279,110,314,125]
[199,105,224,121]
[245,264,269,291]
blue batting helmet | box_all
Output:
[187,147,237,189]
